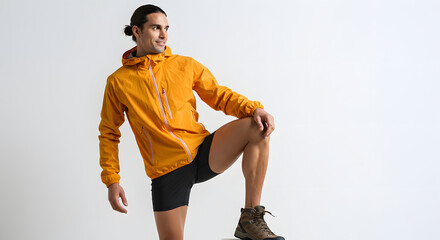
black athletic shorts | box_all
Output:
[151,131,220,211]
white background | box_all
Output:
[1,0,439,239]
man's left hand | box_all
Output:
[253,108,275,138]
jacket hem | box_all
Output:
[148,161,192,180]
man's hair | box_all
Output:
[124,4,167,42]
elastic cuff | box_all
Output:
[102,175,121,188]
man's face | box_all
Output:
[134,12,169,55]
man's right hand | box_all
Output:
[108,183,128,214]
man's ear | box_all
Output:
[132,25,141,39]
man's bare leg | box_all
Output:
[208,117,269,208]
[208,116,283,239]
[154,205,188,240]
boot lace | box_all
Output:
[250,209,276,236]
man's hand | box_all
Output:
[108,183,128,214]
[253,108,275,138]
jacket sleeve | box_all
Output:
[98,76,126,188]
[191,58,264,118]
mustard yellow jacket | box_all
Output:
[98,45,264,187]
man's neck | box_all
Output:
[135,46,164,57]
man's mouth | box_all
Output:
[156,41,166,46]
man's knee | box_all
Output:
[243,117,270,143]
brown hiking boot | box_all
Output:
[234,205,285,240]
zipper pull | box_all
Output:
[162,87,165,94]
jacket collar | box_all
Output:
[122,45,172,66]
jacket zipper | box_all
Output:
[191,109,206,130]
[148,60,193,162]
[141,126,155,165]
[162,87,173,120]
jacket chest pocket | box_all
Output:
[141,126,155,165]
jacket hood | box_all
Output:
[122,45,172,66]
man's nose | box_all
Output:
[159,29,167,38]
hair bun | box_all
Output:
[124,25,133,36]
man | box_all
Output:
[98,4,284,240]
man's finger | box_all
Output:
[265,122,273,137]
[264,121,269,132]
[109,195,127,213]
[114,199,127,213]
[255,116,264,131]
[267,127,274,137]
[120,191,128,206]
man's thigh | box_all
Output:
[208,117,263,174]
